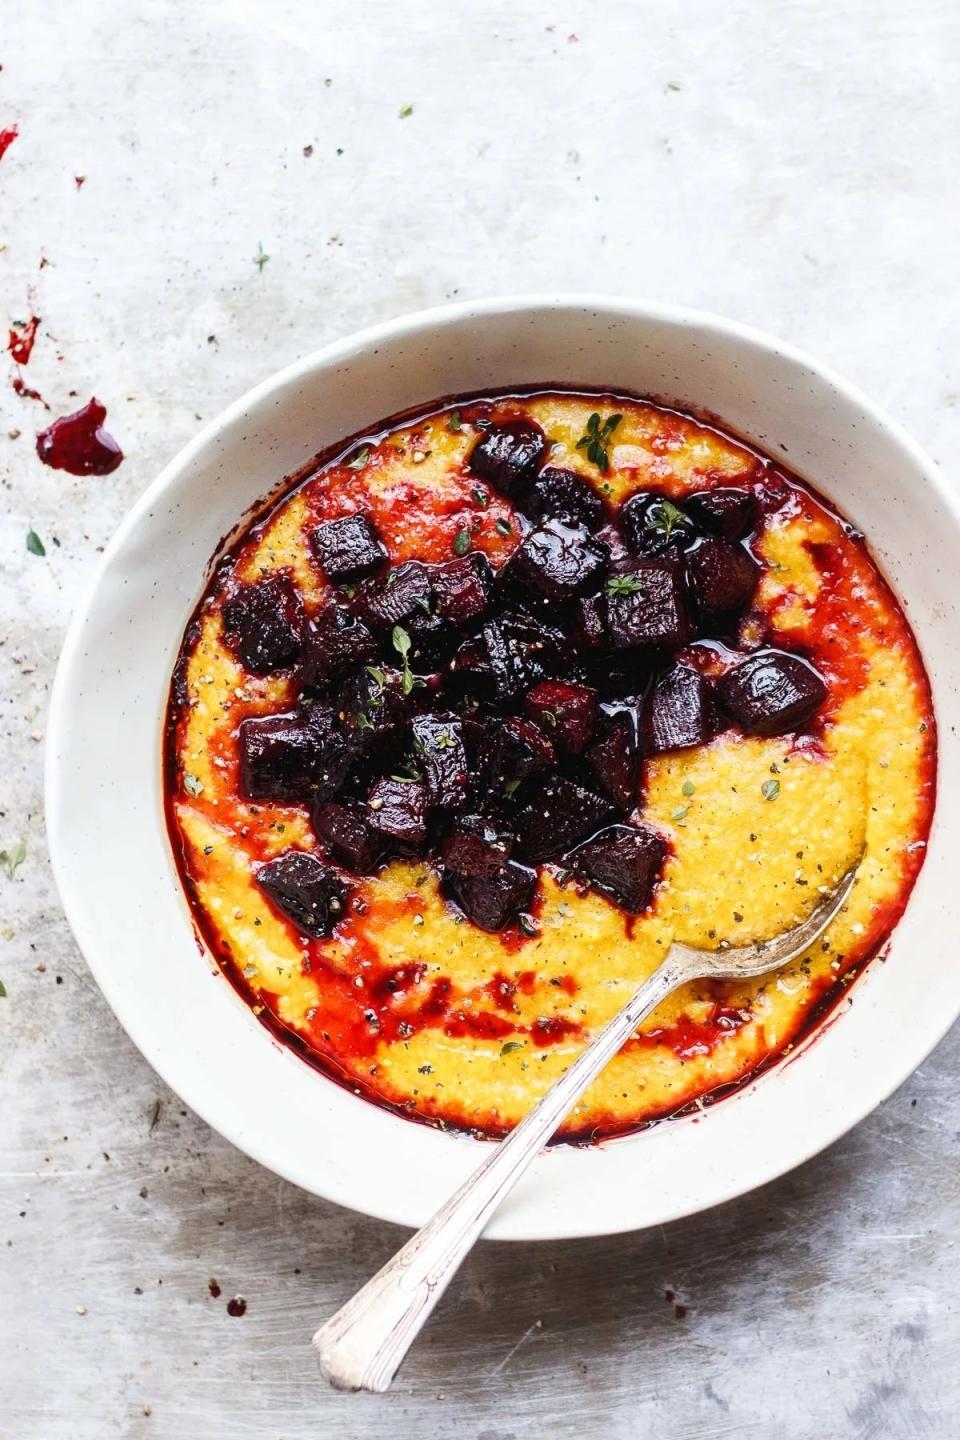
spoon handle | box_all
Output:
[312,952,691,1392]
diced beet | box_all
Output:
[255,851,346,937]
[586,701,640,808]
[569,824,666,913]
[717,649,827,735]
[222,574,305,675]
[524,680,596,753]
[509,519,609,601]
[299,604,377,691]
[516,775,616,862]
[576,593,607,649]
[481,716,555,793]
[448,636,495,699]
[526,466,605,531]
[687,487,759,540]
[480,610,567,700]
[237,711,323,801]
[442,814,515,877]
[355,561,432,629]
[445,859,537,932]
[687,538,759,614]
[429,553,493,628]
[606,562,690,649]
[467,419,545,495]
[337,667,412,756]
[310,513,387,582]
[367,777,430,850]
[303,701,366,800]
[411,713,468,811]
[642,664,716,754]
[312,800,384,872]
[620,492,700,556]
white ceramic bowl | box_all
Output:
[46,296,959,1240]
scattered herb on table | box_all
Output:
[0,980,6,998]
[253,241,269,273]
[575,411,622,472]
[26,530,46,556]
[0,840,27,880]
[398,103,414,118]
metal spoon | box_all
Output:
[313,859,860,1392]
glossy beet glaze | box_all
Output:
[164,388,936,1142]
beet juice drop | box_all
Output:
[36,398,123,476]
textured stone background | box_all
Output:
[1,1,958,1436]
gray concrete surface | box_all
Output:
[1,1,958,1436]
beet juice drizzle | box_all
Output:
[164,385,936,1143]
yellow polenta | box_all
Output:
[166,392,934,1139]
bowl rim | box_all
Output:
[45,293,957,1240]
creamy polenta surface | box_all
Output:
[166,391,934,1140]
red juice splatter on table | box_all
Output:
[8,316,40,365]
[12,375,49,408]
[0,126,18,161]
[36,397,123,475]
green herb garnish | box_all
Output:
[681,780,695,797]
[26,530,46,556]
[495,518,512,536]
[447,411,462,433]
[0,840,27,880]
[575,411,622,472]
[762,778,781,801]
[517,914,538,937]
[366,666,386,688]
[671,805,689,823]
[605,574,644,597]
[391,624,417,695]
[346,446,371,470]
[472,487,489,508]
[499,1040,525,1057]
[356,712,374,730]
[183,773,203,798]
[503,778,522,799]
[643,498,687,542]
[454,527,471,556]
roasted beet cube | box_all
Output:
[642,664,716,754]
[467,419,545,495]
[480,611,567,700]
[526,466,605,531]
[255,851,346,937]
[621,492,699,556]
[304,701,366,800]
[442,814,515,877]
[312,800,384,872]
[310,513,387,582]
[448,636,495,698]
[524,680,596,753]
[587,701,640,808]
[569,823,666,913]
[238,710,323,801]
[299,605,377,691]
[337,667,412,756]
[411,713,468,811]
[367,777,430,850]
[509,520,609,601]
[687,538,759,614]
[516,775,616,862]
[222,574,305,675]
[445,859,537,933]
[355,561,432,629]
[606,563,690,649]
[481,716,555,793]
[430,553,493,628]
[717,649,827,735]
[687,487,759,540]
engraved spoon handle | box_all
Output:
[312,951,693,1392]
